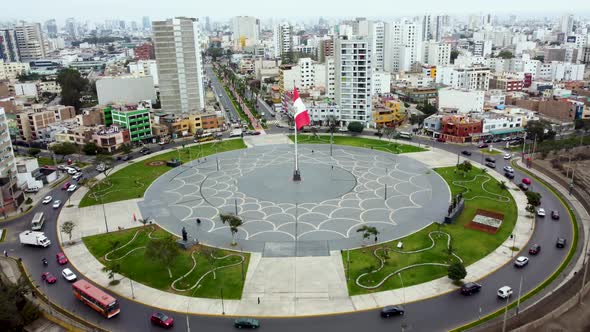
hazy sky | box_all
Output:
[2,0,590,22]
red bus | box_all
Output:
[72,280,120,318]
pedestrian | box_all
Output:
[3,250,7,257]
[257,297,260,304]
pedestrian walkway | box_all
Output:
[56,138,535,316]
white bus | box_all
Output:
[398,131,413,139]
[31,212,45,231]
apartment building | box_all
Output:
[436,65,490,91]
[105,105,152,142]
[16,105,76,142]
[14,22,46,61]
[0,60,30,80]
[273,23,293,59]
[128,60,159,86]
[0,106,22,214]
[0,29,20,62]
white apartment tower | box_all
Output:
[362,21,386,71]
[422,15,444,42]
[325,56,336,99]
[14,23,45,61]
[335,36,373,126]
[153,17,205,114]
[423,41,451,67]
[274,23,293,59]
[232,16,260,46]
[384,21,423,73]
[559,14,574,34]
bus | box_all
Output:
[398,131,413,139]
[73,280,120,318]
[31,212,45,231]
[197,133,213,142]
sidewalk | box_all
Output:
[56,143,535,317]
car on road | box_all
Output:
[484,139,492,144]
[42,196,53,204]
[338,128,348,133]
[529,244,541,255]
[551,210,560,220]
[485,157,496,162]
[56,252,68,265]
[380,305,405,317]
[556,238,567,248]
[66,168,77,175]
[485,161,496,168]
[505,172,515,179]
[122,155,130,161]
[52,200,61,209]
[67,185,77,192]
[461,150,472,156]
[72,173,83,181]
[61,268,77,281]
[41,272,57,284]
[522,178,532,185]
[504,153,512,160]
[503,166,514,173]
[150,312,174,328]
[460,282,482,295]
[142,149,152,155]
[61,182,71,190]
[478,143,489,148]
[234,317,260,328]
[25,187,39,193]
[537,208,546,217]
[497,286,513,299]
[158,141,167,145]
[518,183,529,191]
[514,256,529,267]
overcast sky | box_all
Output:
[2,0,590,22]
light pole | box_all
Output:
[398,272,405,305]
[220,288,225,315]
[501,295,510,332]
[130,278,135,299]
[516,275,523,315]
[510,234,515,257]
[100,193,109,233]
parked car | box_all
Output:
[56,252,68,265]
[461,150,472,156]
[478,143,489,148]
[551,210,560,220]
[522,178,532,185]
[380,305,405,317]
[460,282,482,295]
[42,196,53,204]
[485,157,496,163]
[537,208,546,217]
[67,185,77,192]
[338,128,348,132]
[150,312,174,328]
[497,286,513,299]
[72,173,83,181]
[556,238,567,248]
[52,200,61,209]
[514,256,529,267]
[66,168,77,175]
[503,166,514,173]
[234,317,260,328]
[142,149,152,155]
[503,153,512,160]
[122,154,130,161]
[485,161,496,168]
[41,272,57,284]
[61,182,71,190]
[518,183,529,191]
[25,187,40,193]
[61,268,77,281]
[529,244,541,255]
[505,172,515,179]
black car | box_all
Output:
[518,183,529,191]
[485,157,496,163]
[551,210,560,220]
[461,150,472,156]
[485,162,496,168]
[478,143,489,148]
[556,238,567,248]
[460,282,482,295]
[234,318,260,329]
[380,305,405,318]
[484,139,492,144]
[504,172,515,179]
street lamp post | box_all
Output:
[516,275,523,315]
[501,295,510,332]
[130,278,135,299]
[220,288,225,315]
[510,234,515,257]
[398,272,405,305]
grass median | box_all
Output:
[289,135,427,154]
[79,139,246,207]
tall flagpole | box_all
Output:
[293,85,301,181]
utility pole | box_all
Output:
[501,295,510,332]
[516,275,523,315]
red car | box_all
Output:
[41,272,57,284]
[529,244,541,255]
[61,182,71,190]
[522,178,532,185]
[56,252,68,265]
[150,312,174,328]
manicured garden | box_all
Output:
[79,139,246,207]
[289,134,427,154]
[83,225,250,299]
[344,165,517,295]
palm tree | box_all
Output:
[219,213,243,245]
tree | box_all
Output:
[56,68,89,110]
[417,101,437,116]
[220,213,243,245]
[525,120,556,142]
[50,142,77,160]
[120,143,132,154]
[499,181,508,191]
[448,261,467,281]
[356,225,380,243]
[347,121,364,134]
[409,114,426,126]
[497,50,514,59]
[60,221,76,243]
[525,191,542,207]
[525,204,536,217]
[83,142,99,155]
[102,261,121,285]
[450,50,460,64]
[456,160,473,177]
[0,276,40,330]
[144,236,180,270]
[574,119,590,132]
[28,148,41,157]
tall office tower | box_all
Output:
[153,17,205,114]
[14,23,45,61]
[232,16,260,45]
[142,16,151,30]
[334,36,373,126]
[45,19,58,38]
[559,14,574,34]
[0,29,20,62]
[384,21,422,73]
[273,23,293,60]
[65,18,76,39]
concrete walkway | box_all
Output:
[57,141,534,316]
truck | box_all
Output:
[19,230,51,247]
[229,129,243,138]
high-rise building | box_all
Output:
[384,21,422,73]
[423,41,451,66]
[205,17,211,33]
[45,19,58,38]
[274,23,293,59]
[0,29,20,63]
[153,17,205,114]
[0,106,22,214]
[14,23,45,61]
[65,18,76,39]
[559,14,574,34]
[358,21,386,71]
[232,16,260,47]
[142,16,151,30]
[335,36,372,126]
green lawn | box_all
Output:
[83,226,250,299]
[37,157,56,166]
[345,166,517,295]
[288,135,427,154]
[479,149,502,155]
[79,140,246,207]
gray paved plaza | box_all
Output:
[139,144,450,255]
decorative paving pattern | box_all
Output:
[139,144,450,253]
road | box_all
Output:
[205,64,242,126]
[0,137,579,332]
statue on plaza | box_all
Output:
[182,227,188,242]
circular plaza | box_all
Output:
[138,144,450,255]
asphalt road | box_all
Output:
[0,137,578,332]
[205,64,242,125]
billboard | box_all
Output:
[567,36,577,43]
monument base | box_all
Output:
[176,239,199,250]
[293,170,301,181]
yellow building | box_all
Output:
[372,99,407,127]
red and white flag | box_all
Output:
[292,87,311,130]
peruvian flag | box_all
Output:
[292,87,311,130]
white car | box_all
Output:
[42,196,53,204]
[66,168,77,175]
[61,268,77,281]
[72,173,83,181]
[514,256,529,267]
[52,200,61,209]
[497,286,513,299]
[503,166,514,173]
[67,185,77,192]
[503,153,512,160]
[338,127,348,132]
[537,208,546,217]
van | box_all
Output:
[31,212,45,231]
[25,187,40,193]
